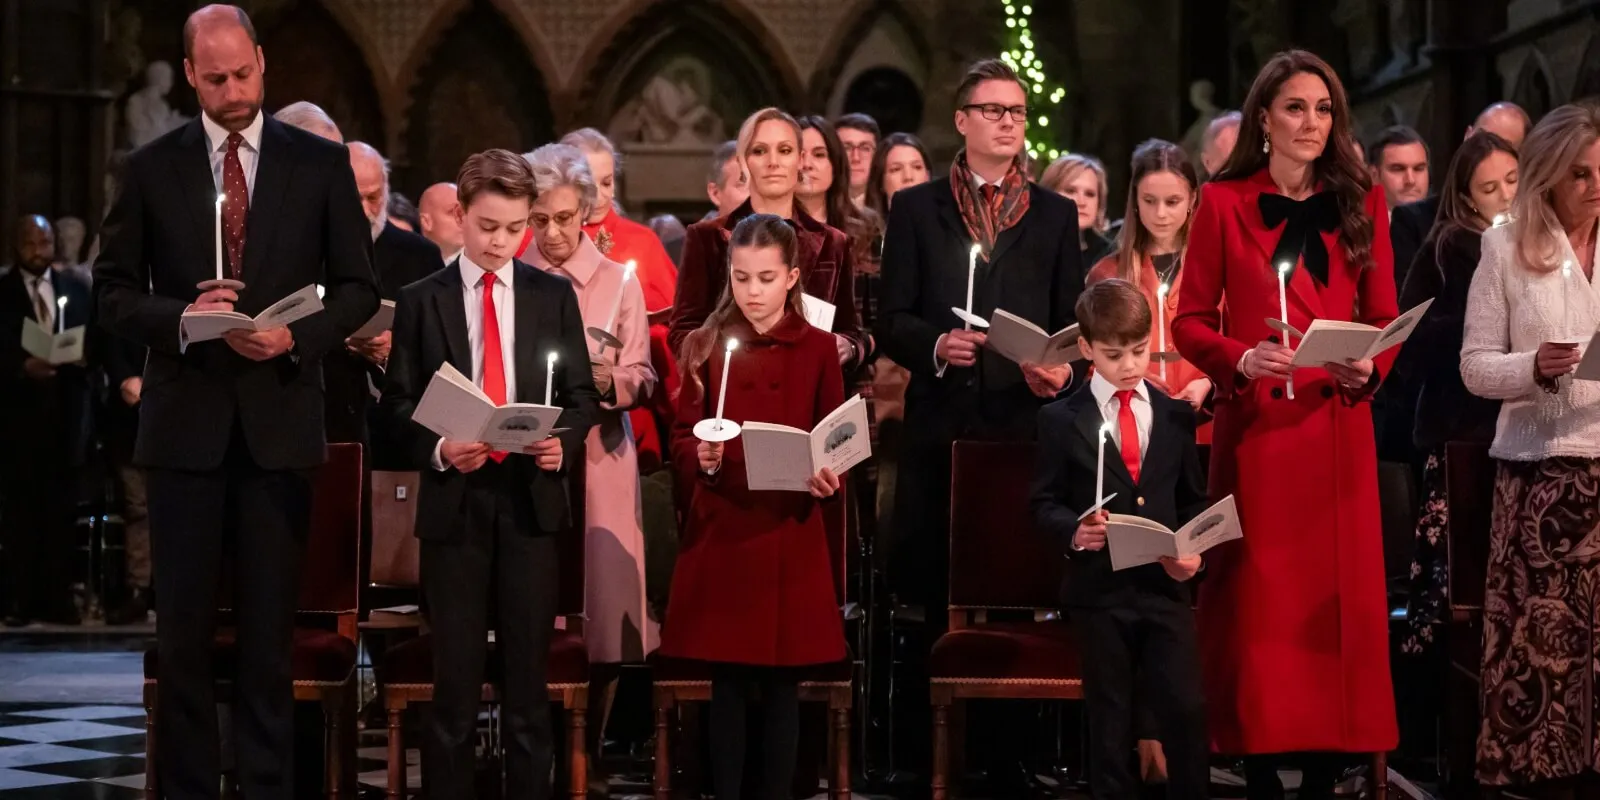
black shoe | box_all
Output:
[106,588,151,626]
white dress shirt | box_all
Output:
[432,254,518,470]
[1089,371,1152,464]
[21,270,55,331]
[200,111,263,200]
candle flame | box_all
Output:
[216,193,225,207]
[1157,282,1170,297]
[547,351,559,364]
[623,260,636,279]
[969,243,982,267]
[1100,421,1114,438]
[725,338,739,352]
[1565,260,1575,278]
[56,296,67,309]
[1277,261,1291,277]
[1492,213,1508,227]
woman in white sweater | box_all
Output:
[1461,100,1600,797]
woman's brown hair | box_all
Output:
[1213,49,1376,270]
[1429,131,1518,263]
[865,132,932,220]
[1113,139,1200,286]
[679,214,805,399]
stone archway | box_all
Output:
[257,0,385,145]
[1511,51,1556,122]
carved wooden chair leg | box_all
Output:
[830,699,851,800]
[322,688,343,799]
[569,688,589,800]
[1370,751,1389,800]
[653,699,672,800]
[931,702,950,800]
[386,702,405,800]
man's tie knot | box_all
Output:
[226,132,244,153]
[1115,389,1135,408]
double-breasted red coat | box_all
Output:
[1171,168,1399,755]
[659,310,848,666]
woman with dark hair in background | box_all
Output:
[1041,153,1116,265]
[864,132,931,223]
[1172,49,1399,799]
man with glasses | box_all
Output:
[834,113,880,208]
[875,57,1085,790]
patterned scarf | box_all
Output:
[949,150,1032,257]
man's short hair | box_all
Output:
[954,58,1024,108]
[1366,125,1428,167]
[456,149,537,208]
[707,140,738,186]
[1075,279,1152,346]
[1202,111,1242,151]
[834,113,880,139]
[182,5,259,61]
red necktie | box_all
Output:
[481,272,508,463]
[222,133,249,279]
[1116,389,1141,484]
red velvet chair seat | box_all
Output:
[649,655,851,685]
[143,627,357,685]
[381,630,589,688]
[928,621,1082,684]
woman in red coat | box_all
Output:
[661,213,847,800]
[1170,50,1399,799]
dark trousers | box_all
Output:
[1074,596,1208,800]
[709,664,802,800]
[1243,752,1353,800]
[146,444,311,800]
[1,456,75,620]
[421,465,558,800]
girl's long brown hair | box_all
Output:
[1114,139,1199,286]
[679,214,805,400]
[1214,49,1376,270]
[1429,131,1518,264]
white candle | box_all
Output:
[714,338,738,427]
[1564,259,1574,340]
[1095,420,1112,508]
[964,243,981,330]
[214,194,225,282]
[602,260,636,335]
[544,351,558,406]
[1156,282,1169,384]
[1277,261,1294,400]
[55,296,67,335]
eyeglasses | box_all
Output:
[961,104,1029,123]
[842,142,877,156]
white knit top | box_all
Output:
[1461,223,1600,461]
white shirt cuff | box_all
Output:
[430,438,448,471]
[934,334,949,378]
[1237,349,1254,380]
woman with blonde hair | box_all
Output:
[1461,100,1600,797]
[1041,153,1115,264]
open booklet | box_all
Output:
[181,284,324,343]
[985,309,1081,366]
[351,300,397,339]
[411,362,564,451]
[1106,495,1242,571]
[1289,298,1433,367]
[742,394,872,492]
[21,319,85,365]
[801,293,836,332]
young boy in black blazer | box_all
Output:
[1030,278,1210,799]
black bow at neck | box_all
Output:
[1258,191,1340,286]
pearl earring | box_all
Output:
[1262,137,1271,154]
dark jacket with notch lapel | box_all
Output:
[0,266,95,469]
[1030,382,1209,609]
[92,114,380,472]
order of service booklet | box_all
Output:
[411,362,563,451]
[21,319,85,365]
[1106,494,1242,571]
[180,284,324,343]
[351,299,397,339]
[741,394,871,492]
[801,293,836,332]
[985,309,1081,366]
[1288,298,1433,367]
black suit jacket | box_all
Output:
[379,259,599,541]
[876,177,1086,440]
[1374,196,1439,461]
[0,266,95,469]
[1389,196,1439,294]
[93,115,380,472]
[1030,383,1209,609]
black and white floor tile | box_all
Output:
[0,703,148,797]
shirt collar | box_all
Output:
[1090,371,1149,411]
[201,110,264,155]
[458,252,514,290]
[526,232,607,287]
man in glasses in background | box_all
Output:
[834,112,880,209]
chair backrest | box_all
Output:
[1445,440,1495,615]
[948,440,1059,613]
[370,471,421,588]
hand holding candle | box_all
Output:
[544,351,558,406]
[950,243,989,329]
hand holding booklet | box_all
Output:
[1106,495,1242,571]
[181,284,323,343]
[350,300,396,339]
[21,319,85,365]
[984,309,1081,366]
[742,395,871,492]
[1288,298,1432,367]
[411,362,563,451]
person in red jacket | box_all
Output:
[661,213,847,800]
[1170,49,1399,799]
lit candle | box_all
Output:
[1156,282,1170,384]
[1095,420,1113,509]
[1277,261,1294,400]
[1564,259,1574,340]
[714,338,738,428]
[602,260,636,335]
[544,351,558,406]
[964,243,981,330]
[214,193,225,283]
[1492,213,1508,228]
[55,296,67,335]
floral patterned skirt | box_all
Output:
[1403,450,1448,658]
[1478,456,1600,786]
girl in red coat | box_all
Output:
[661,213,847,800]
[1171,50,1398,799]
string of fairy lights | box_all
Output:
[998,0,1066,162]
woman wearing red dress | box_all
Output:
[661,213,847,800]
[1170,50,1399,799]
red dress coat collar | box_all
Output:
[725,309,810,345]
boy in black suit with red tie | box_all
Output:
[1030,279,1210,800]
[380,149,598,800]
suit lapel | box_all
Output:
[1140,396,1177,487]
[433,264,470,373]
[242,117,294,286]
[933,182,967,248]
[172,121,216,282]
[1070,391,1136,491]
[1232,195,1326,320]
[513,262,540,403]
[984,188,1031,267]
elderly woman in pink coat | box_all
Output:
[522,143,658,764]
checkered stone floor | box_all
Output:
[0,704,148,797]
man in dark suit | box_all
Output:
[1030,280,1209,800]
[380,149,598,800]
[91,6,379,798]
[1,215,93,626]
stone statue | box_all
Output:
[1334,0,1380,79]
[1180,80,1224,160]
[1372,0,1419,83]
[610,56,727,146]
[125,61,189,148]
[54,217,86,267]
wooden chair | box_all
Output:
[378,459,590,799]
[650,483,854,800]
[142,442,365,799]
[1442,441,1496,800]
[928,440,1080,800]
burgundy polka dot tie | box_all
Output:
[222,133,249,279]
